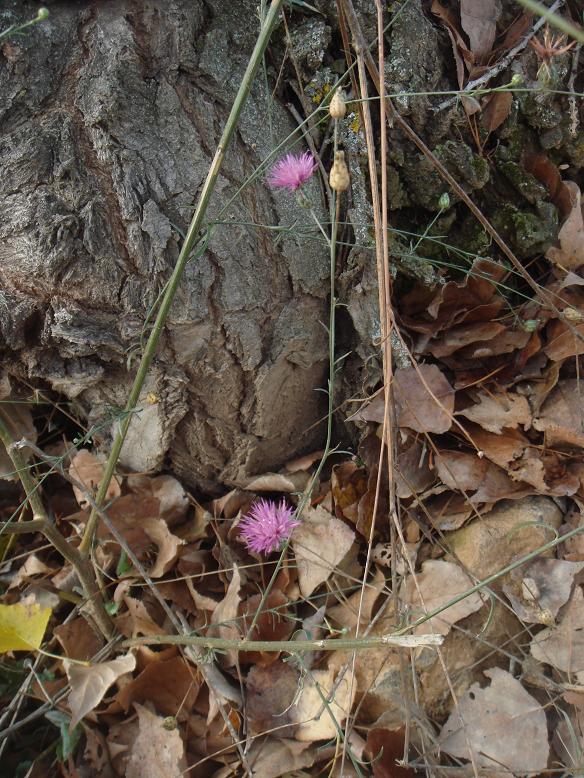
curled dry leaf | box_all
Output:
[533,379,584,448]
[393,364,455,434]
[246,660,300,737]
[54,617,104,662]
[290,665,356,742]
[241,471,311,493]
[402,560,485,636]
[546,181,584,271]
[247,738,315,778]
[115,655,200,716]
[209,564,241,666]
[504,558,584,625]
[69,450,121,509]
[530,585,584,680]
[329,567,386,632]
[127,473,188,525]
[239,590,293,666]
[292,505,355,598]
[439,668,549,773]
[115,596,165,639]
[544,319,584,361]
[125,703,186,778]
[8,553,53,590]
[481,91,513,133]
[65,652,136,729]
[457,389,531,434]
[460,0,500,59]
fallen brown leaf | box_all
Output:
[125,703,186,778]
[460,0,500,59]
[530,585,584,680]
[116,655,200,717]
[290,665,356,742]
[504,558,584,625]
[393,364,455,434]
[546,181,584,271]
[69,450,121,509]
[292,505,355,598]
[402,560,485,636]
[439,667,549,773]
[65,652,136,729]
[481,91,513,133]
[247,738,315,778]
[54,617,104,662]
[458,389,531,434]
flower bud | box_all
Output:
[510,73,523,87]
[563,306,584,322]
[37,7,49,20]
[438,192,450,210]
[521,319,539,332]
[329,90,347,119]
[330,150,350,192]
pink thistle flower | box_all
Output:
[238,498,300,555]
[267,151,317,192]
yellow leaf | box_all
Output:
[0,602,51,653]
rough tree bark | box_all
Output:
[0,0,337,493]
[0,0,580,492]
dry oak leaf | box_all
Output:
[533,379,584,449]
[504,558,584,625]
[0,601,51,653]
[126,473,188,525]
[125,703,186,778]
[247,738,315,778]
[439,667,549,773]
[546,181,584,271]
[69,450,121,509]
[65,652,136,729]
[115,655,200,716]
[393,364,455,434]
[530,585,584,681]
[402,560,485,636]
[290,665,356,742]
[461,0,501,59]
[54,617,104,662]
[458,390,531,434]
[209,564,241,667]
[292,505,355,598]
[141,516,184,578]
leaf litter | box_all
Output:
[3,10,584,778]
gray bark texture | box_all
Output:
[0,0,348,493]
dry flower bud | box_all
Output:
[330,150,350,192]
[563,306,584,322]
[329,90,347,119]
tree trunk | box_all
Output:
[0,0,336,493]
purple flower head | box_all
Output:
[267,151,317,192]
[238,498,300,555]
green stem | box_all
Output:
[80,0,286,557]
[121,632,442,652]
[0,411,47,522]
[514,0,584,42]
[245,157,340,640]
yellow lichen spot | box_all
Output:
[349,114,360,134]
[146,392,158,405]
[311,83,331,105]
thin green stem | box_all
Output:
[0,411,47,522]
[514,0,584,42]
[80,0,286,557]
[245,150,340,640]
[398,519,584,636]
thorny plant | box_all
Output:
[3,0,584,774]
